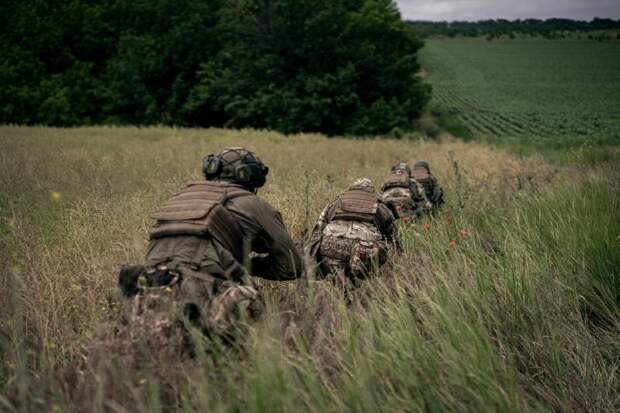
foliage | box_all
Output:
[0,0,429,135]
[1,126,619,411]
[184,0,429,135]
[410,18,620,39]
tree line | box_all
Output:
[0,0,430,136]
[409,18,620,39]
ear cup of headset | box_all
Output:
[234,163,267,187]
[203,155,222,178]
[235,164,252,183]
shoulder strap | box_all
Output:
[151,182,252,221]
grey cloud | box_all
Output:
[396,0,620,21]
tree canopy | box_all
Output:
[0,0,429,135]
[409,18,620,39]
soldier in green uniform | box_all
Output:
[307,178,400,288]
[119,147,303,344]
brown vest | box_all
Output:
[149,181,251,259]
[332,189,378,224]
[411,168,434,194]
[381,171,411,191]
[411,168,431,184]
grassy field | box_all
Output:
[419,38,620,151]
[1,125,619,412]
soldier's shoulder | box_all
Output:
[228,192,279,214]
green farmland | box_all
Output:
[420,38,620,146]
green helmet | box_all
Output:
[202,147,269,188]
[414,160,430,172]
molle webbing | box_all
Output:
[333,190,378,223]
[149,182,251,260]
[411,168,431,184]
[381,172,410,191]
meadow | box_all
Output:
[1,125,619,412]
[419,38,620,149]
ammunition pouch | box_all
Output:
[319,236,355,261]
[349,241,387,278]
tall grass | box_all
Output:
[0,126,618,412]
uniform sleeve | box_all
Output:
[430,176,444,205]
[227,196,304,280]
[376,203,402,251]
[307,202,335,260]
[412,181,432,210]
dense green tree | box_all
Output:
[186,0,429,135]
[0,0,430,135]
[101,0,222,125]
[0,0,111,125]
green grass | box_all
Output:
[419,38,620,153]
[1,126,619,412]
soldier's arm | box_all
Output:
[228,197,304,280]
[413,182,432,210]
[377,203,402,251]
[430,176,444,205]
[306,202,334,259]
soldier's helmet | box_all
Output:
[414,160,430,172]
[203,147,269,188]
[349,178,375,193]
[391,161,411,175]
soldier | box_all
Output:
[380,162,432,221]
[307,178,400,288]
[411,160,444,209]
[118,147,303,346]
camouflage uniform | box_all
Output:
[380,162,432,221]
[119,148,303,345]
[308,179,400,286]
[411,161,444,209]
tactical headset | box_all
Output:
[202,151,269,188]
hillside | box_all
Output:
[419,38,620,150]
[1,126,619,412]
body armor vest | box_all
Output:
[411,168,432,192]
[149,181,251,261]
[411,168,431,184]
[381,171,411,192]
[332,189,378,224]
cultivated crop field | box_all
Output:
[1,126,619,412]
[420,38,620,145]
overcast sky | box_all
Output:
[396,0,620,21]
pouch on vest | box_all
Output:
[350,241,386,278]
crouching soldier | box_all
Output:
[307,178,400,288]
[118,147,303,348]
[380,162,432,222]
[411,161,444,209]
